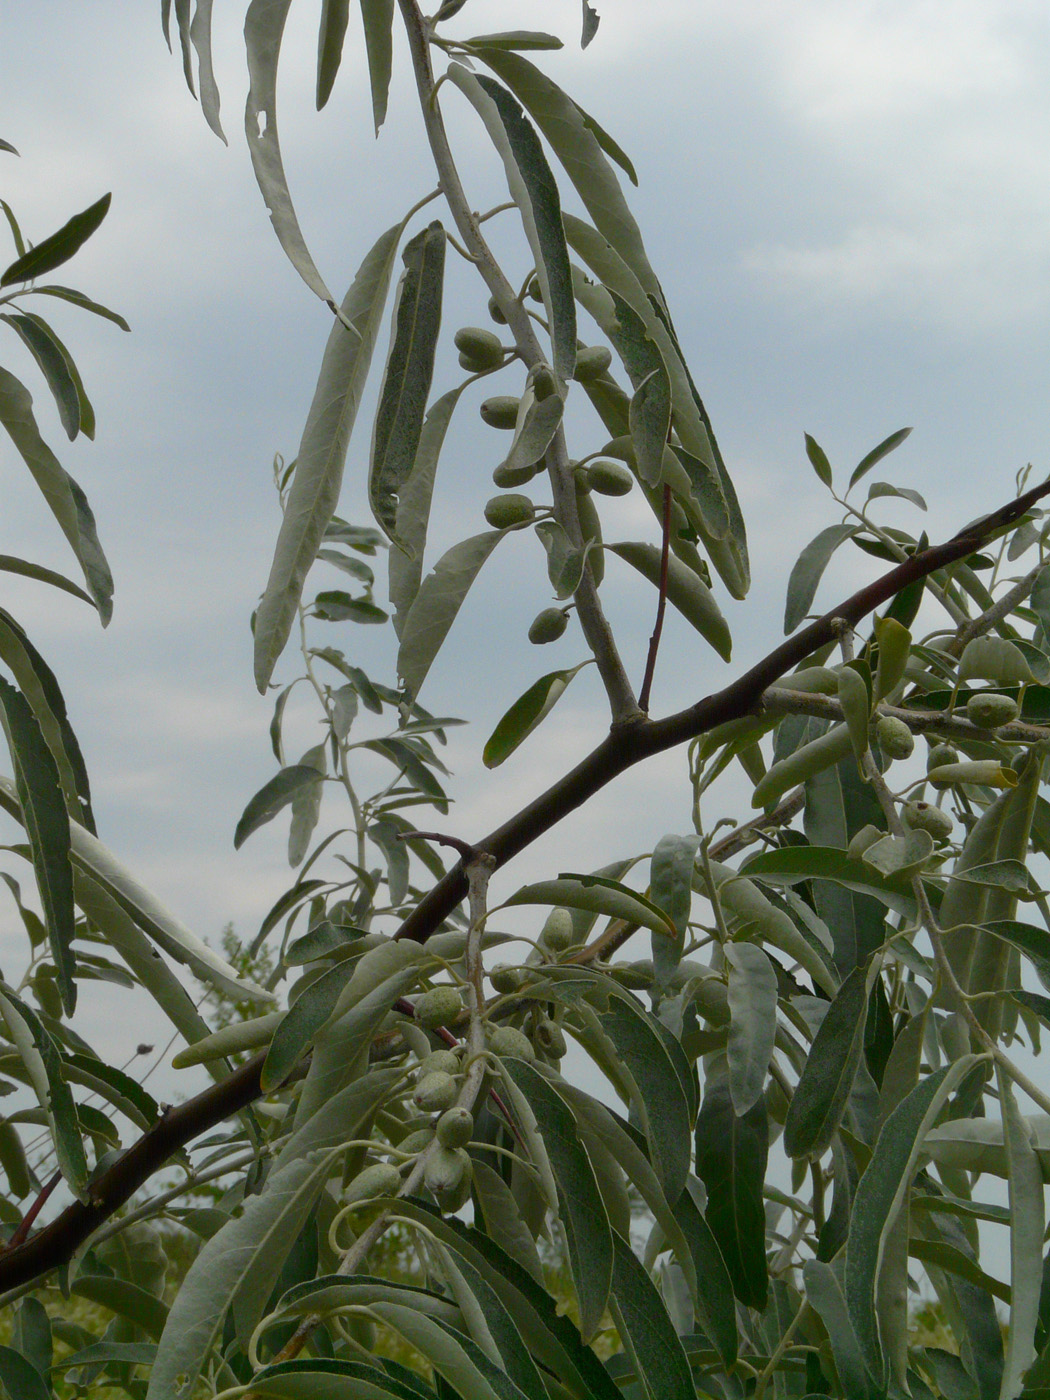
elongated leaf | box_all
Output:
[244,0,333,301]
[607,541,732,660]
[0,193,111,287]
[234,764,326,849]
[694,1069,768,1310]
[672,1183,738,1367]
[0,985,87,1199]
[71,1276,168,1341]
[534,518,587,598]
[1,311,81,438]
[396,530,504,701]
[482,662,587,768]
[250,1358,432,1399]
[0,554,94,607]
[0,367,112,621]
[0,677,75,1011]
[784,960,871,1159]
[784,522,857,633]
[742,845,917,920]
[33,284,130,331]
[369,222,445,543]
[446,66,575,377]
[649,832,697,986]
[629,367,670,486]
[806,432,833,486]
[998,1066,1044,1399]
[504,1057,613,1341]
[261,961,356,1091]
[316,0,350,108]
[255,218,407,690]
[471,1158,544,1284]
[725,942,777,1116]
[504,874,675,938]
[368,1304,530,1400]
[0,1346,50,1400]
[848,426,913,492]
[188,0,225,140]
[361,0,395,131]
[845,1056,979,1388]
[608,1231,695,1400]
[389,386,466,636]
[464,31,564,51]
[501,392,565,480]
[804,1260,877,1400]
[145,1067,400,1400]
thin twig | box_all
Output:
[638,483,672,713]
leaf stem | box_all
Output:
[637,483,672,712]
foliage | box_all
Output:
[0,6,1049,1400]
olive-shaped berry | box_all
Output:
[525,277,543,302]
[927,743,959,771]
[573,345,613,382]
[876,715,915,761]
[902,801,954,841]
[529,364,558,401]
[489,964,526,994]
[600,435,637,466]
[487,295,507,325]
[528,608,569,645]
[533,1018,567,1058]
[413,1071,458,1112]
[586,459,634,497]
[343,1161,402,1204]
[418,1049,459,1076]
[454,326,504,371]
[487,1025,536,1061]
[965,693,1020,729]
[415,985,463,1030]
[480,396,520,429]
[492,458,542,489]
[398,1127,436,1155]
[435,1106,474,1149]
[424,1144,472,1197]
[540,907,575,951]
[484,493,535,528]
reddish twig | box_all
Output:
[1,1170,61,1254]
[638,483,673,713]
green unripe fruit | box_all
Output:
[415,985,463,1030]
[533,1018,567,1058]
[528,607,569,645]
[903,801,954,841]
[927,743,959,771]
[492,458,541,489]
[424,1144,472,1198]
[573,345,613,382]
[487,1025,536,1061]
[529,364,558,401]
[453,326,504,370]
[600,435,637,466]
[413,1070,459,1112]
[540,907,575,951]
[875,715,915,761]
[965,692,1020,729]
[418,1049,460,1076]
[847,825,883,860]
[526,276,543,302]
[398,1127,436,1156]
[489,964,526,994]
[586,459,634,497]
[343,1161,402,1204]
[484,493,535,528]
[487,295,507,325]
[480,396,521,429]
[435,1106,474,1148]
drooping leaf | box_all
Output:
[724,941,778,1117]
[503,1057,613,1341]
[70,1276,169,1340]
[784,960,871,1160]
[482,662,588,768]
[0,1346,50,1400]
[32,284,130,331]
[359,0,395,131]
[254,217,407,690]
[784,523,857,633]
[608,1230,695,1400]
[369,222,445,544]
[649,832,697,986]
[234,764,329,850]
[0,193,111,287]
[0,554,94,608]
[0,676,75,1012]
[672,1182,738,1367]
[1,310,83,438]
[694,1068,768,1310]
[0,367,112,621]
[396,530,504,702]
[188,0,225,140]
[607,541,732,661]
[316,0,351,108]
[446,66,576,378]
[367,1304,531,1400]
[504,874,675,938]
[244,0,333,301]
[998,1066,1044,1399]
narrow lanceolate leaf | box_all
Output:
[244,0,333,301]
[358,0,395,132]
[845,1055,980,1389]
[261,958,355,1090]
[446,66,576,377]
[369,222,445,544]
[649,832,697,986]
[396,530,504,702]
[608,1231,695,1400]
[672,1184,738,1367]
[504,1057,613,1342]
[500,391,564,480]
[724,942,778,1117]
[0,367,112,621]
[694,1070,768,1310]
[0,193,111,287]
[145,1067,400,1400]
[1,311,81,438]
[805,433,833,486]
[316,0,351,109]
[483,662,588,768]
[848,426,912,492]
[607,541,731,660]
[234,764,328,849]
[254,218,406,690]
[784,522,857,633]
[998,1065,1043,1400]
[0,985,88,1199]
[368,1305,530,1400]
[33,284,130,331]
[0,1347,50,1400]
[505,875,676,938]
[0,678,75,1012]
[783,960,871,1160]
[189,0,225,140]
[629,367,671,486]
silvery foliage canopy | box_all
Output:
[0,4,1049,1398]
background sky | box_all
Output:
[2,1,1050,1084]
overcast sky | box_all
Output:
[2,0,1050,1074]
